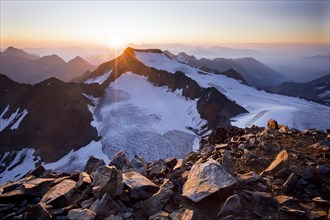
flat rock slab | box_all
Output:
[122,171,159,200]
[41,179,76,208]
[261,150,289,177]
[183,159,236,203]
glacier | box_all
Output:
[93,72,206,161]
[134,51,330,131]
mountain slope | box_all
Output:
[0,74,104,162]
[133,49,329,130]
[0,47,96,83]
[0,48,246,182]
[1,47,329,183]
[167,51,286,87]
[266,74,330,106]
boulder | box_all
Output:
[261,150,289,177]
[90,193,119,219]
[40,179,76,208]
[92,166,124,199]
[84,156,106,175]
[278,125,289,133]
[77,172,92,191]
[173,159,184,171]
[81,197,96,209]
[222,151,235,176]
[183,159,236,202]
[23,178,55,196]
[267,119,279,130]
[130,155,148,176]
[237,171,261,183]
[148,159,167,178]
[68,208,96,220]
[164,157,178,169]
[109,150,130,170]
[24,203,52,220]
[142,179,174,216]
[122,171,159,200]
[218,194,241,218]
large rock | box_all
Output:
[142,179,174,216]
[122,171,159,200]
[77,172,92,191]
[130,155,148,176]
[261,150,289,177]
[182,159,236,202]
[68,208,96,220]
[148,159,167,178]
[218,194,241,218]
[40,179,76,208]
[92,166,124,199]
[109,150,130,170]
[90,193,119,219]
[267,119,279,130]
[222,151,235,176]
[23,178,55,196]
[84,156,106,175]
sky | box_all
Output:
[0,0,329,48]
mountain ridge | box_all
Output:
[0,46,96,83]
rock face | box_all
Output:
[0,122,329,220]
[183,159,236,202]
[40,179,76,208]
[218,194,241,218]
[122,171,159,200]
[142,179,174,216]
[91,166,124,199]
[261,150,289,177]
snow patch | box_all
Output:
[85,70,112,85]
[83,93,101,129]
[318,90,330,98]
[0,106,19,132]
[10,109,28,130]
[43,140,110,173]
[0,148,41,184]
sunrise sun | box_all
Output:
[109,36,124,49]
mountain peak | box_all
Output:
[68,55,88,64]
[2,46,39,60]
[38,54,66,65]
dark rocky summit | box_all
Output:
[0,120,329,220]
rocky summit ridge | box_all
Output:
[0,120,329,220]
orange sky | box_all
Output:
[1,1,329,48]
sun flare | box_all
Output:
[109,36,124,49]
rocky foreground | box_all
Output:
[0,120,329,220]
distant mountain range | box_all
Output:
[0,46,95,83]
[165,51,287,87]
[265,74,330,106]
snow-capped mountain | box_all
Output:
[0,48,245,183]
[164,50,286,87]
[0,47,329,183]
